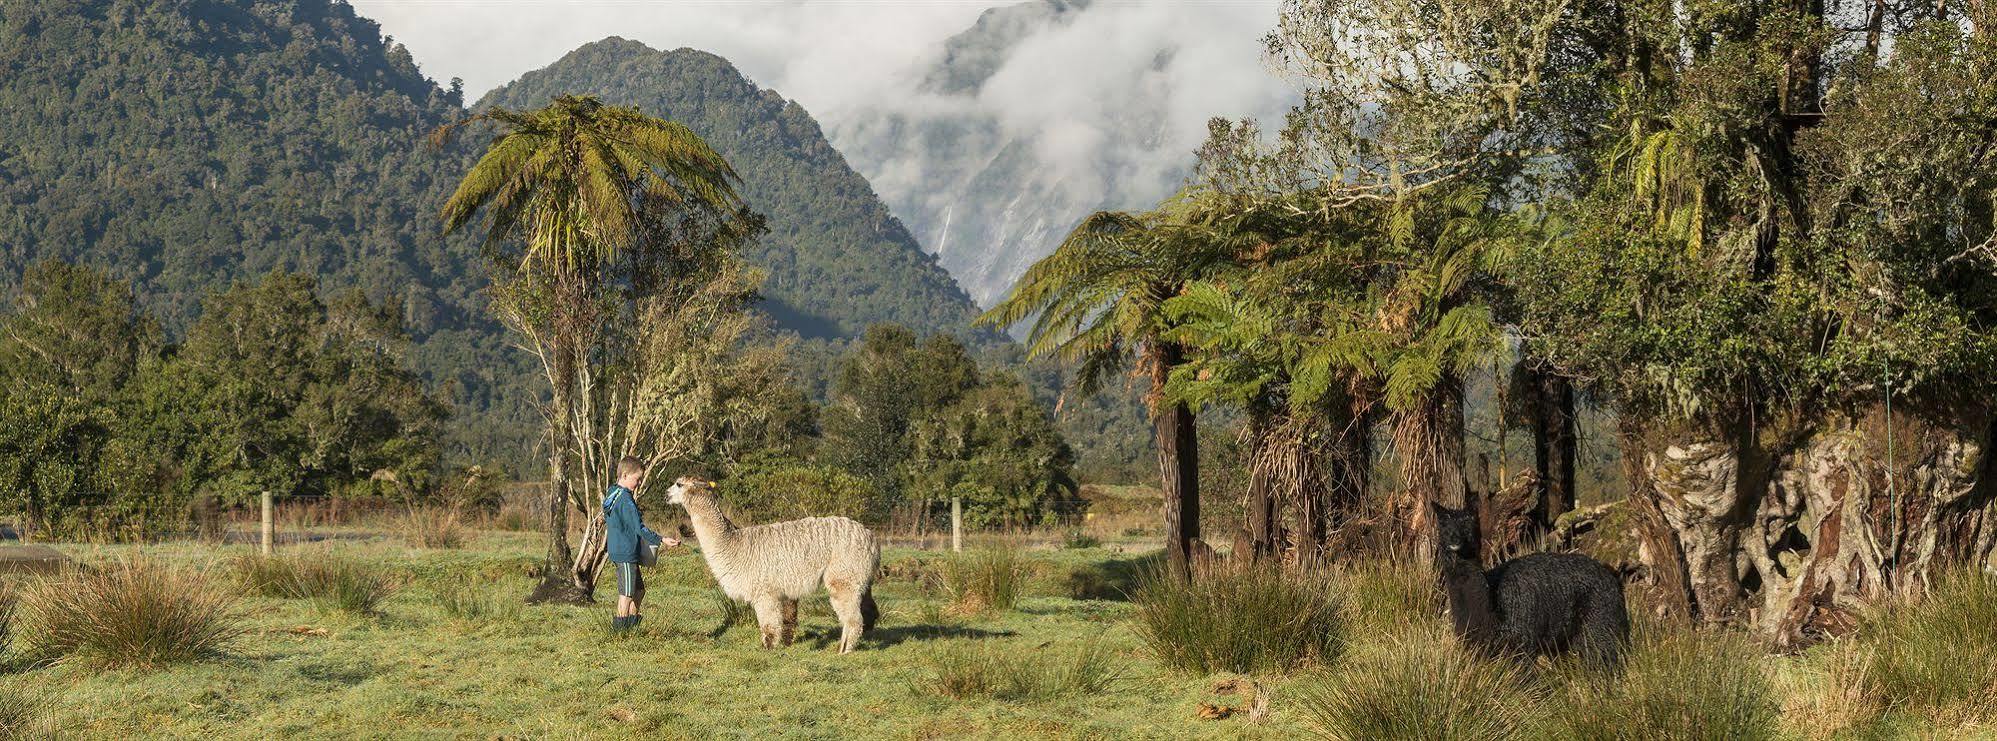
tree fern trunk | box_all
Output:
[1398,379,1472,553]
[1150,341,1200,578]
[1526,366,1577,535]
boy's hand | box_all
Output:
[662,537,681,548]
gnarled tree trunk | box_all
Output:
[1150,341,1201,578]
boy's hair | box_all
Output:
[617,456,646,481]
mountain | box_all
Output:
[827,0,1176,307]
[479,38,983,339]
[0,2,993,471]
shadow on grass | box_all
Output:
[1063,552,1164,601]
[794,624,1016,651]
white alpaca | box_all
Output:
[665,477,881,653]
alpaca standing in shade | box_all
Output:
[665,477,880,653]
[1431,502,1629,668]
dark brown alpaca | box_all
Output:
[1432,502,1629,668]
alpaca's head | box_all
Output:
[665,476,716,505]
[1431,501,1480,561]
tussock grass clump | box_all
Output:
[938,546,1030,614]
[1131,564,1341,674]
[16,559,245,668]
[0,687,42,738]
[1061,531,1100,550]
[1335,557,1440,635]
[1540,628,1778,741]
[926,639,1120,701]
[436,588,520,624]
[1298,627,1538,741]
[401,506,468,549]
[233,552,399,615]
[1847,568,1997,726]
[0,584,15,657]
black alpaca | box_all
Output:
[1431,502,1629,668]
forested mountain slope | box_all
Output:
[480,38,983,339]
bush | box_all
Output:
[1298,627,1538,741]
[16,559,245,668]
[234,552,399,615]
[1539,628,1777,741]
[401,506,467,549]
[1848,568,1997,726]
[1061,531,1100,549]
[938,546,1030,614]
[1131,564,1341,674]
[926,639,1120,701]
[719,460,879,524]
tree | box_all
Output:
[0,260,161,400]
[981,199,1238,576]
[436,94,743,603]
[820,325,981,507]
[1508,2,1997,640]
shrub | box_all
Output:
[938,546,1030,614]
[1298,627,1538,741]
[234,552,399,615]
[401,506,467,549]
[1849,568,1997,726]
[16,559,245,668]
[1539,628,1777,741]
[1061,531,1100,550]
[926,639,1120,701]
[1131,564,1341,674]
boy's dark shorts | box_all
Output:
[616,562,644,599]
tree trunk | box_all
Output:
[1150,341,1200,578]
[1754,406,1997,648]
[1618,419,1697,624]
[528,318,589,605]
[1398,379,1472,552]
[1526,367,1578,534]
[1241,410,1280,564]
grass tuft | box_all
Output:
[437,587,521,624]
[1540,627,1778,741]
[938,546,1030,615]
[1131,564,1341,674]
[234,551,400,615]
[1298,626,1538,741]
[0,686,41,738]
[926,639,1120,701]
[401,507,468,549]
[1847,567,1997,727]
[16,559,246,668]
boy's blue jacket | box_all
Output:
[604,484,663,564]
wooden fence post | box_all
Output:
[951,496,962,553]
[261,491,274,555]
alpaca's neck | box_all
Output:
[680,494,737,555]
[1439,557,1501,644]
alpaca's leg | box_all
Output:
[780,599,799,646]
[751,595,783,649]
[826,576,864,654]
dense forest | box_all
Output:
[0,0,1032,475]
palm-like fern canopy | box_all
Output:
[435,94,741,273]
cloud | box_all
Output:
[353,0,1297,303]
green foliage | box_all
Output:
[717,458,878,524]
[823,325,1079,528]
[1130,565,1342,675]
[16,559,246,668]
[1297,627,1539,741]
[477,39,983,339]
[924,639,1121,702]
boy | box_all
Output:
[605,456,678,631]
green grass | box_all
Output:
[0,532,1976,739]
[1297,625,1540,741]
[937,545,1031,615]
[231,551,400,615]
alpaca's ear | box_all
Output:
[1428,500,1449,518]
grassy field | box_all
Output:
[0,526,1988,739]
